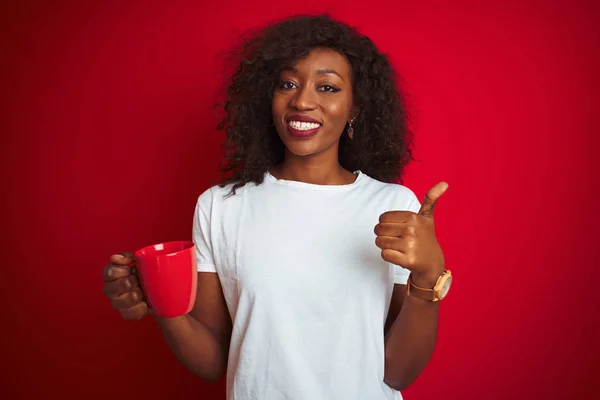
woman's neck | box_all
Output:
[270,154,356,185]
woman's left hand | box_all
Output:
[374,182,449,288]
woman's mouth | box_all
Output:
[286,120,322,138]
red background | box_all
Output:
[2,0,599,398]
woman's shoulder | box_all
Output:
[195,180,258,210]
[360,172,417,197]
[359,173,420,211]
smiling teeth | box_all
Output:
[288,121,320,130]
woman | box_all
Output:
[102,14,451,400]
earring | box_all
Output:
[347,118,356,139]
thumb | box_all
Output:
[110,251,135,266]
[418,182,449,218]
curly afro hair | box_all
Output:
[216,14,414,194]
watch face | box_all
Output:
[440,275,452,298]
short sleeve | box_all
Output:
[193,188,217,273]
[393,190,421,284]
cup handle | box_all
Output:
[129,259,153,310]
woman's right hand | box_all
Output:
[102,252,151,320]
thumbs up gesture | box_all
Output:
[375,182,449,287]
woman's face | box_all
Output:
[272,48,354,159]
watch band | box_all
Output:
[407,274,438,301]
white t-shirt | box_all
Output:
[193,171,420,400]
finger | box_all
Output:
[374,223,417,238]
[381,248,411,267]
[379,211,416,224]
[110,252,136,266]
[375,236,413,253]
[102,274,139,298]
[110,287,145,310]
[418,182,449,218]
[120,302,151,320]
[103,264,132,282]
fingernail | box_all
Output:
[114,254,124,259]
[108,268,114,277]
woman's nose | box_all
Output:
[290,86,317,110]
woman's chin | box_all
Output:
[285,143,321,157]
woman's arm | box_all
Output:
[155,272,232,382]
[377,182,450,390]
[383,282,439,391]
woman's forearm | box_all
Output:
[383,294,439,391]
[154,314,228,382]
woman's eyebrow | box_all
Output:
[281,67,345,82]
[316,69,344,81]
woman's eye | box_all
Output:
[280,81,297,90]
[319,85,340,93]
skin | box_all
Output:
[270,48,357,185]
[102,48,448,391]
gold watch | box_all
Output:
[407,270,452,301]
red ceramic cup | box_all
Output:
[134,241,197,318]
